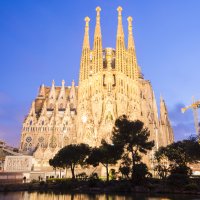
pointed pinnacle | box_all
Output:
[84,16,90,23]
[62,80,65,86]
[117,6,123,15]
[96,6,101,14]
[127,16,133,23]
[127,16,133,33]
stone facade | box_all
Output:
[19,7,174,167]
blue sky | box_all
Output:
[0,0,200,146]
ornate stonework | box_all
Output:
[4,156,33,172]
[19,7,174,167]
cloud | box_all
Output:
[168,102,196,141]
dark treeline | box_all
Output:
[49,115,200,189]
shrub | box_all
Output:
[184,183,198,191]
[167,174,190,187]
[132,163,152,185]
[76,172,88,180]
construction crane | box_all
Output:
[181,97,200,136]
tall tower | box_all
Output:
[79,17,90,83]
[76,6,174,149]
[20,7,174,168]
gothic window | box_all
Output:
[103,74,106,86]
[24,143,27,148]
[30,120,32,126]
[49,136,57,148]
[112,75,116,86]
[38,137,44,143]
[42,120,44,125]
[26,136,32,143]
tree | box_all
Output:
[119,153,131,179]
[51,143,90,179]
[156,136,200,168]
[112,115,154,180]
[49,157,57,176]
[87,139,123,181]
[132,162,152,184]
[154,147,170,179]
[155,136,200,184]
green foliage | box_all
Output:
[132,162,152,185]
[155,136,200,182]
[167,173,190,187]
[89,172,99,180]
[112,115,154,180]
[88,173,100,187]
[50,143,90,179]
[76,172,88,180]
[119,153,131,179]
[109,169,117,180]
[156,137,200,166]
[87,139,123,181]
[167,164,192,187]
[170,165,192,176]
[184,183,198,191]
[154,163,169,179]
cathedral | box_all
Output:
[19,7,174,168]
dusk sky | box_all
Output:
[0,0,200,147]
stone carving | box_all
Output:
[4,156,33,172]
[19,7,174,168]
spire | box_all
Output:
[38,84,45,97]
[40,100,47,116]
[116,6,126,74]
[83,17,90,48]
[58,80,66,108]
[92,6,103,74]
[117,6,124,37]
[79,17,91,83]
[29,101,36,116]
[70,80,76,109]
[49,80,56,99]
[159,96,174,145]
[160,96,168,124]
[94,7,101,37]
[70,80,76,98]
[127,16,140,79]
[127,17,135,49]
